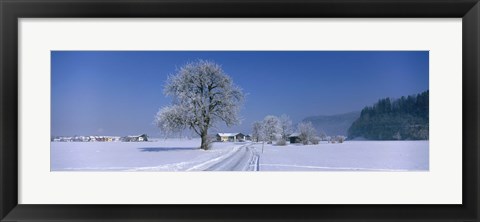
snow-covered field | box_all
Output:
[51,139,247,171]
[256,141,428,171]
[51,139,428,171]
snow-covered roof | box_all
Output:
[217,133,241,137]
[289,133,301,137]
[127,134,147,138]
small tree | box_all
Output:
[154,60,244,150]
[279,114,293,141]
[251,121,263,142]
[335,135,346,143]
[275,139,287,146]
[393,131,402,140]
[297,122,317,145]
[252,120,268,153]
[262,115,281,144]
[319,132,327,141]
[311,136,320,145]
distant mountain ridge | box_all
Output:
[302,111,361,137]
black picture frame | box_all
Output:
[1,0,479,221]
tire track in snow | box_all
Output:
[194,143,259,171]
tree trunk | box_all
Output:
[200,130,209,150]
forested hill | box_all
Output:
[348,91,429,140]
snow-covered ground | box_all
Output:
[256,141,428,171]
[51,139,428,171]
[51,139,252,171]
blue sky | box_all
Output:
[51,51,428,137]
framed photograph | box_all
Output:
[49,51,429,172]
[1,0,479,221]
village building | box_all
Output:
[122,134,149,142]
[216,133,246,142]
[288,133,301,144]
[52,135,143,142]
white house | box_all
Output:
[122,134,148,142]
[216,133,246,142]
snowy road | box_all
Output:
[127,142,260,171]
[203,143,259,171]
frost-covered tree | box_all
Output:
[154,105,188,139]
[335,135,346,143]
[279,114,293,141]
[393,131,402,140]
[262,115,281,144]
[154,60,244,150]
[319,132,327,141]
[251,121,263,142]
[298,122,317,145]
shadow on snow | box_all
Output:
[137,147,200,152]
